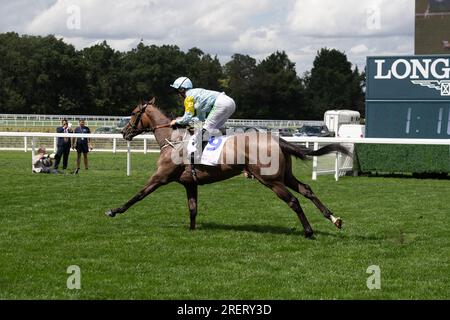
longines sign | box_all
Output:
[366,56,450,100]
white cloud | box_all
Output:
[287,0,413,38]
[232,26,281,54]
[24,0,273,40]
[0,0,415,73]
[350,44,369,54]
[0,0,56,32]
[25,0,177,39]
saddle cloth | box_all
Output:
[200,136,231,166]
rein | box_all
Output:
[128,102,178,150]
[130,103,172,132]
[153,123,172,130]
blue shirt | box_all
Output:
[74,126,91,144]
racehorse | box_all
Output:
[106,98,351,238]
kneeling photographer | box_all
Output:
[32,146,60,174]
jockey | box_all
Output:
[169,77,236,156]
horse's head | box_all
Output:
[122,98,156,141]
[122,97,173,141]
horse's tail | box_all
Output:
[278,138,352,160]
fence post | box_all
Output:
[31,137,36,172]
[31,137,36,155]
[127,141,131,176]
[144,138,147,155]
[312,142,318,181]
[24,136,28,152]
[335,152,339,182]
[113,138,117,154]
[53,136,57,152]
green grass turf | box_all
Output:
[0,151,449,299]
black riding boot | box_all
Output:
[189,128,207,183]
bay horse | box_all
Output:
[106,98,351,238]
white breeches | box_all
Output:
[204,93,236,131]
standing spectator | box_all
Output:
[72,119,93,174]
[54,119,72,171]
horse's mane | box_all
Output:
[143,98,172,121]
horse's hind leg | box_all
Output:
[268,181,314,238]
[285,175,343,229]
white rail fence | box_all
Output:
[283,137,450,180]
[0,132,449,179]
[0,113,322,129]
[0,113,122,128]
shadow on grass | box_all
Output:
[361,172,449,180]
[312,230,382,241]
[200,222,382,241]
[201,222,303,236]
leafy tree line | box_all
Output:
[0,32,365,119]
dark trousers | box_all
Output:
[54,143,71,169]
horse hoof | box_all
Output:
[304,229,314,238]
[334,218,343,229]
[105,210,116,218]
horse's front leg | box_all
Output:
[185,184,198,230]
[105,175,166,217]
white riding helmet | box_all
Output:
[170,77,193,90]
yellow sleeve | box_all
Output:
[184,96,195,115]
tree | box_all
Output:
[0,33,28,113]
[121,42,187,115]
[0,33,88,114]
[80,41,127,115]
[186,48,223,91]
[0,33,364,120]
[251,51,305,119]
[305,48,364,119]
[223,54,257,118]
[350,66,366,117]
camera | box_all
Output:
[42,157,52,167]
[41,153,55,167]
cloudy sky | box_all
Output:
[0,0,415,73]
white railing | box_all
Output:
[0,131,449,179]
[416,12,450,17]
[0,113,123,127]
[0,113,322,129]
[284,137,450,181]
[225,119,323,128]
[0,113,122,122]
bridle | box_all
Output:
[129,103,172,132]
[129,103,148,131]
[127,102,185,151]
